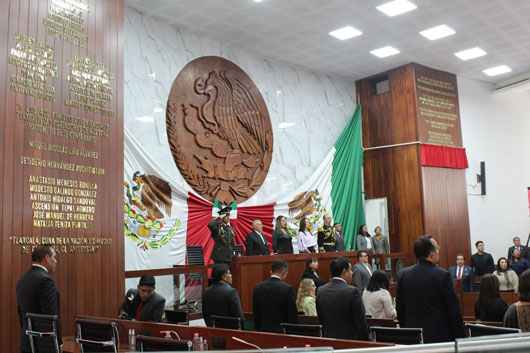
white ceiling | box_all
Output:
[126,0,530,85]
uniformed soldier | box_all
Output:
[317,214,336,252]
[208,206,235,264]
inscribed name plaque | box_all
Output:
[413,63,463,147]
[1,0,124,347]
[166,56,273,204]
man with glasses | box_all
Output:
[396,235,464,343]
[119,274,166,322]
[353,251,372,293]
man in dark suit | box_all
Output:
[17,244,62,353]
[334,223,345,252]
[245,220,269,256]
[118,274,166,322]
[353,251,372,293]
[202,264,245,327]
[397,235,464,343]
[253,259,297,332]
[316,257,368,340]
[448,253,475,292]
[508,236,530,262]
[208,206,235,264]
[470,240,495,276]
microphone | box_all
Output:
[232,336,262,350]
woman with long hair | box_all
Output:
[296,278,317,316]
[509,248,530,276]
[297,218,317,253]
[494,257,519,292]
[362,270,396,319]
[272,215,293,254]
[503,269,530,331]
[301,256,324,289]
[474,274,508,322]
[356,224,372,251]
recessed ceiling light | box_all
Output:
[483,65,512,76]
[329,26,362,40]
[419,25,455,40]
[370,46,400,58]
[454,47,487,61]
[253,0,264,2]
[376,0,417,17]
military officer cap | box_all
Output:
[218,206,232,216]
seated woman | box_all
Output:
[474,274,508,322]
[503,269,530,331]
[509,249,530,276]
[296,278,317,316]
[301,256,325,290]
[361,270,396,319]
[494,257,519,292]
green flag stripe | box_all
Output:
[330,104,365,250]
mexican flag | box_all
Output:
[123,104,365,273]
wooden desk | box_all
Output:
[231,251,411,312]
[67,315,390,351]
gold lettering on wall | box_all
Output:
[27,175,97,229]
[8,236,111,254]
[44,0,90,47]
[66,56,115,117]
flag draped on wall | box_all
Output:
[123,104,365,275]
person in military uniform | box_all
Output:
[208,206,235,264]
[318,214,336,252]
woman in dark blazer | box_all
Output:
[474,274,508,322]
[301,256,325,289]
[272,215,293,254]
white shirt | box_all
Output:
[32,264,48,272]
[332,277,347,283]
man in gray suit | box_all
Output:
[316,257,369,340]
[353,251,372,293]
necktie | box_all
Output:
[457,267,462,279]
[260,233,265,245]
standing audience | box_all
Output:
[202,264,245,327]
[494,257,519,292]
[503,269,530,332]
[316,257,369,340]
[509,248,530,276]
[297,218,317,253]
[356,224,372,251]
[507,236,530,262]
[296,278,317,316]
[352,251,372,293]
[449,254,475,292]
[396,235,464,343]
[362,270,396,319]
[253,259,297,332]
[470,241,495,276]
[272,215,293,254]
[334,223,345,252]
[244,219,270,256]
[301,256,325,290]
[474,274,508,322]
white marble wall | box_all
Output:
[124,6,357,205]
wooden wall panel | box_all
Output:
[422,167,471,269]
[363,145,424,254]
[0,1,124,351]
[357,63,470,269]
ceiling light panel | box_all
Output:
[329,26,362,40]
[419,25,456,40]
[483,65,512,76]
[376,0,417,17]
[454,47,486,61]
[370,46,400,58]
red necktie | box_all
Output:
[457,267,462,279]
[135,302,144,321]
